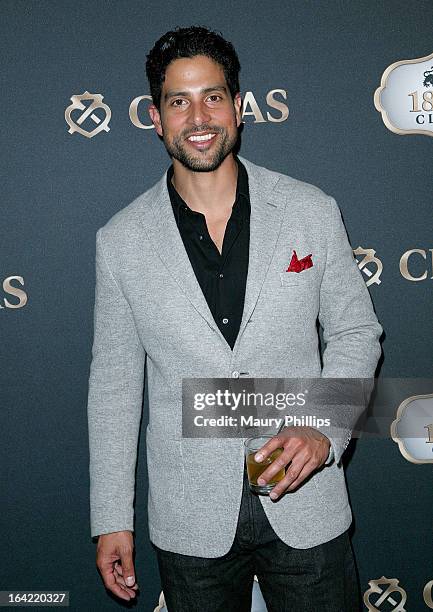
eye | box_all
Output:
[207,95,222,102]
[171,98,187,107]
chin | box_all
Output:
[169,146,228,172]
[187,156,222,172]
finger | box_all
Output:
[115,579,137,598]
[114,560,125,576]
[257,438,308,485]
[114,565,139,595]
[118,544,136,588]
[268,456,308,499]
[256,448,292,485]
[117,582,137,598]
[285,459,317,492]
[100,564,134,601]
[254,433,286,462]
[114,565,139,591]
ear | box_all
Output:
[233,92,242,127]
[148,104,163,136]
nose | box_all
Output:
[189,99,211,126]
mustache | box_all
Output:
[183,127,223,138]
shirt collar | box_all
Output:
[167,156,250,222]
[235,156,249,200]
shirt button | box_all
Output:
[199,235,203,240]
[222,317,229,324]
[183,206,188,212]
[231,371,240,378]
[219,273,224,278]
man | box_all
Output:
[87,25,382,611]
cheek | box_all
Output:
[161,112,184,135]
[213,105,236,123]
[218,115,238,135]
[164,123,183,142]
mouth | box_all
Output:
[186,132,218,149]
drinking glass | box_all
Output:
[244,435,285,494]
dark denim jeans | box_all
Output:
[152,465,361,612]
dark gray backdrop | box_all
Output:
[2,1,432,610]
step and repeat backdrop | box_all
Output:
[2,1,432,610]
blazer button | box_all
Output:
[231,371,240,378]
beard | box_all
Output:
[162,124,238,172]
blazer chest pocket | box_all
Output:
[279,270,314,287]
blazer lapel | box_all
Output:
[234,155,287,350]
[139,155,287,352]
[141,168,230,347]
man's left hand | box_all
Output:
[254,426,331,500]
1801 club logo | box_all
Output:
[374,51,433,137]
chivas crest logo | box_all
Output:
[374,51,433,137]
[353,247,382,286]
[364,576,407,611]
[65,91,111,138]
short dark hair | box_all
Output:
[145,25,241,111]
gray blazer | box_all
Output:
[87,154,382,555]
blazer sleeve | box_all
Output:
[87,227,146,538]
[316,196,382,465]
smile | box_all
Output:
[187,133,217,142]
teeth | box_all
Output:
[188,133,216,142]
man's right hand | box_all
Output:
[96,530,139,601]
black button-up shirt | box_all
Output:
[167,156,250,350]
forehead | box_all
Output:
[163,55,227,91]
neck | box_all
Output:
[171,154,238,218]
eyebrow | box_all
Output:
[164,85,228,102]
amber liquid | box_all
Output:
[246,448,285,486]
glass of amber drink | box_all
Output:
[244,435,285,494]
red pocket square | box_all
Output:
[286,250,313,273]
